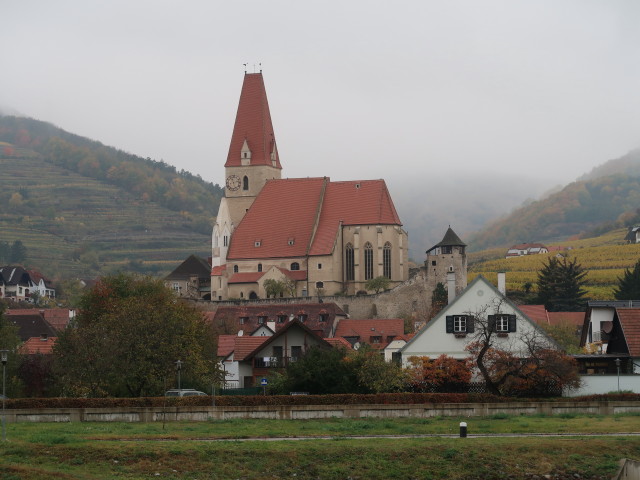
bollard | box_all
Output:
[459,422,467,438]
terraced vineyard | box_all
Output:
[468,229,640,300]
[0,156,213,279]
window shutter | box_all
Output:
[508,314,517,332]
[446,316,454,333]
[488,315,496,333]
[467,316,475,333]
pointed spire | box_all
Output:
[225,73,282,169]
[426,226,466,254]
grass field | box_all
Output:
[2,415,640,479]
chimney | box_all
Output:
[447,270,456,304]
[497,272,506,295]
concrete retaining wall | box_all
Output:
[2,401,638,423]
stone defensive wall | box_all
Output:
[197,269,431,320]
[4,401,640,423]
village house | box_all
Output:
[505,243,549,258]
[164,254,212,300]
[0,266,55,301]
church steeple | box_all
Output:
[225,73,281,169]
[223,72,283,228]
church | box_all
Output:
[211,73,408,301]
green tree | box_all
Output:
[430,282,447,319]
[9,240,27,263]
[0,302,23,397]
[263,279,285,298]
[53,273,218,397]
[614,259,640,300]
[536,256,588,312]
[365,276,391,294]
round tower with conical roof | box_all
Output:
[425,226,467,297]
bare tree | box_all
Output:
[464,298,580,396]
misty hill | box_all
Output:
[0,115,223,280]
[467,149,640,251]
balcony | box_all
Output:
[253,356,299,368]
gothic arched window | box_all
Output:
[383,242,392,279]
[364,242,374,280]
[345,243,355,281]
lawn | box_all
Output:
[1,414,640,479]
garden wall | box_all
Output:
[4,401,640,423]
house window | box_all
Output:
[345,243,355,281]
[298,314,307,322]
[370,335,382,344]
[172,282,180,291]
[489,314,516,333]
[454,315,466,333]
[239,317,247,325]
[446,315,474,334]
[442,246,452,254]
[233,265,239,273]
[243,176,249,190]
[277,315,287,323]
[258,263,262,272]
[316,281,324,289]
[258,316,267,324]
[364,242,374,280]
[319,314,328,322]
[317,263,322,270]
[383,242,392,279]
[431,260,436,266]
[291,262,300,271]
[291,346,302,360]
[272,346,283,359]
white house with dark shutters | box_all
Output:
[399,275,556,363]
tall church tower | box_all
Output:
[212,72,282,268]
[223,72,282,227]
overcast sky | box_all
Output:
[2,0,639,193]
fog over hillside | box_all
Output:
[391,173,553,260]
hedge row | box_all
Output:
[4,392,640,410]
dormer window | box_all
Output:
[258,316,267,324]
[277,315,287,323]
[255,240,261,247]
[288,238,295,246]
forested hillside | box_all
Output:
[0,115,223,280]
[468,149,640,251]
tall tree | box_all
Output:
[614,259,640,300]
[430,282,448,319]
[9,240,27,263]
[0,302,22,397]
[53,274,219,397]
[536,256,588,312]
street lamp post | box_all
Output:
[615,358,621,394]
[175,360,182,391]
[1,349,8,442]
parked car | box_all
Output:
[164,389,207,397]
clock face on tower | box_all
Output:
[226,175,241,191]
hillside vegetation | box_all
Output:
[0,116,223,280]
[469,228,640,300]
[467,149,640,251]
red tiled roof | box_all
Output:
[309,180,402,256]
[211,265,227,276]
[217,335,237,358]
[228,272,265,284]
[225,73,281,169]
[6,308,72,331]
[335,318,405,347]
[212,302,347,338]
[228,177,402,260]
[19,336,56,354]
[233,336,270,361]
[324,337,353,349]
[228,178,326,259]
[276,267,308,281]
[616,309,640,357]
[547,311,584,327]
[518,305,549,325]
